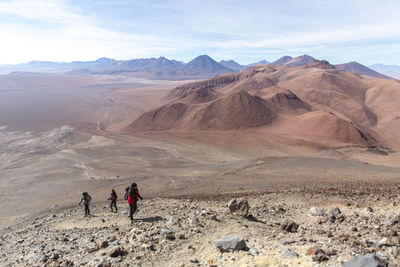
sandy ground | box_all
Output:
[1,122,400,230]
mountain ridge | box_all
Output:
[0,54,393,80]
[369,63,400,79]
[334,61,391,79]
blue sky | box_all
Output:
[0,0,399,65]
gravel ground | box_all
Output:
[1,185,400,267]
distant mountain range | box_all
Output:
[0,56,232,79]
[218,59,272,70]
[335,62,390,79]
[0,54,395,80]
[369,64,400,79]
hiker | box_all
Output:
[127,183,143,222]
[108,189,118,212]
[78,192,92,216]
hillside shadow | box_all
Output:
[135,216,164,222]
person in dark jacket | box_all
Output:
[78,192,92,216]
[124,187,129,201]
[127,183,143,222]
[108,189,118,212]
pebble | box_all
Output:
[309,207,327,216]
[281,248,299,258]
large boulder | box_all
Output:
[342,254,387,267]
[214,235,246,252]
[228,199,250,217]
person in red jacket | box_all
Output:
[108,189,118,212]
[127,183,143,222]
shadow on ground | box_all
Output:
[135,216,164,222]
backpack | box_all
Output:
[127,188,138,205]
[84,194,91,203]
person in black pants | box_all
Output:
[78,192,92,216]
[127,183,143,222]
[108,189,118,212]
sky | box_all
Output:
[0,0,400,65]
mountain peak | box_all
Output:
[271,56,293,66]
[183,55,233,75]
[306,60,335,69]
[284,55,315,66]
[190,55,214,62]
[96,57,115,61]
[219,60,244,71]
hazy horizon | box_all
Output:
[0,54,374,67]
[0,0,399,65]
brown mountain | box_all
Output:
[111,62,400,148]
[306,60,335,69]
[277,110,375,145]
[284,55,315,66]
[174,87,222,104]
[124,90,276,131]
[265,91,312,114]
[270,55,316,67]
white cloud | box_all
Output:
[0,0,400,64]
[0,0,178,63]
[0,0,86,25]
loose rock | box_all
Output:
[214,235,246,252]
[281,248,299,258]
[109,247,127,258]
[227,199,250,217]
[343,253,387,267]
[281,219,299,233]
[309,207,326,216]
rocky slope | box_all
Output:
[1,186,400,267]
